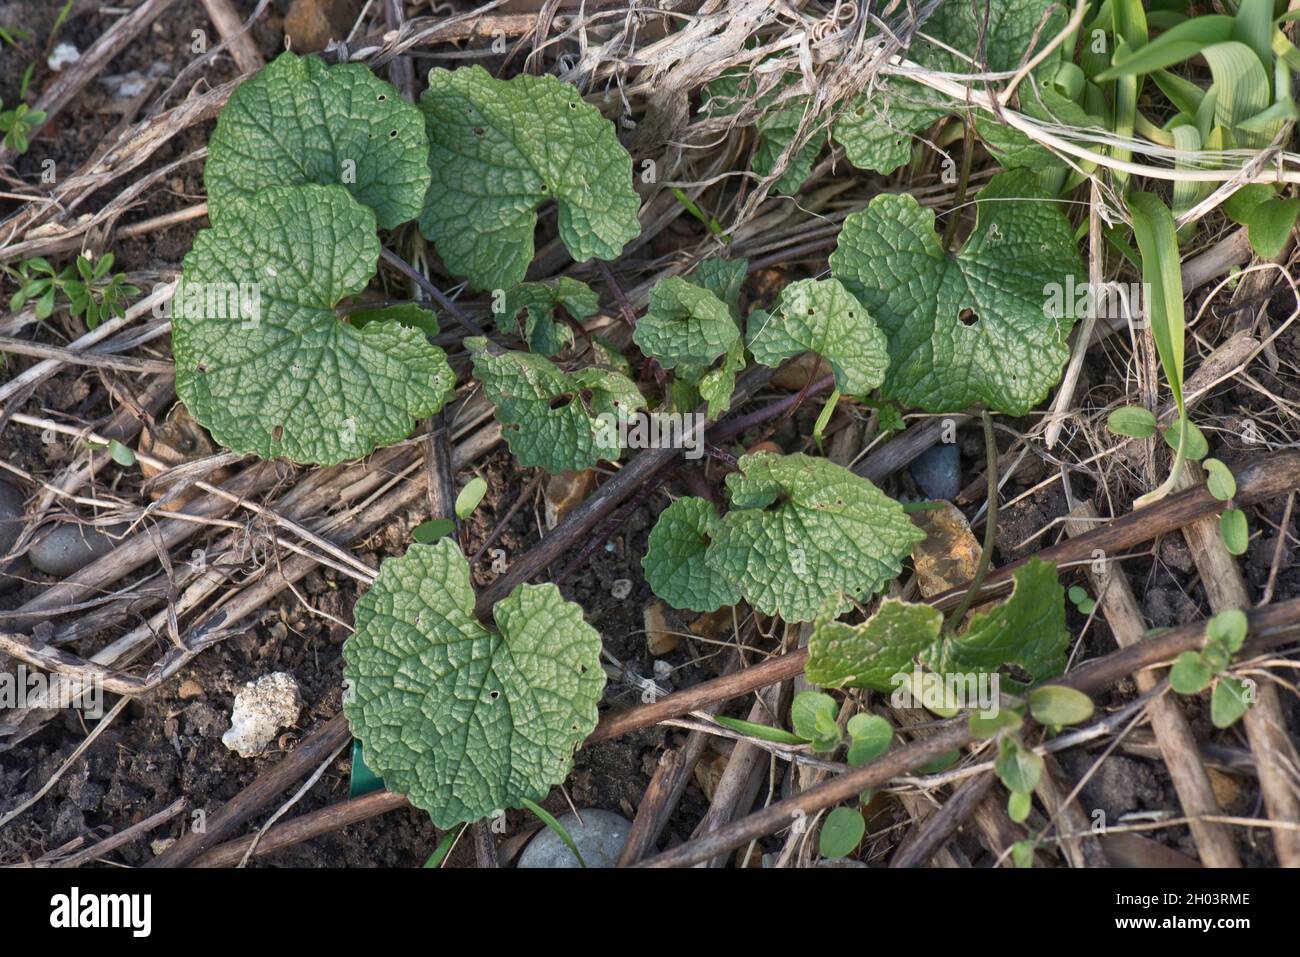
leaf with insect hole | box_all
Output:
[831,170,1084,415]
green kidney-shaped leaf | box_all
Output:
[204,52,430,229]
[707,452,925,622]
[496,277,597,356]
[172,185,453,465]
[418,66,641,291]
[747,277,889,396]
[830,170,1084,415]
[634,277,739,370]
[343,538,604,828]
[805,598,944,691]
[642,497,742,613]
[468,339,645,473]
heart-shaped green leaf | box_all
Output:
[747,277,889,396]
[417,66,641,291]
[172,184,453,465]
[343,538,604,828]
[468,339,645,473]
[204,51,430,229]
[831,170,1084,414]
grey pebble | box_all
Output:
[516,809,632,868]
[908,441,961,502]
[29,522,128,577]
[0,481,28,594]
[0,479,24,558]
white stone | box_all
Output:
[47,43,80,71]
[221,672,301,758]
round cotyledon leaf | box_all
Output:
[343,538,605,828]
[204,51,430,229]
[172,184,453,465]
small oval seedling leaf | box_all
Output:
[1067,585,1089,605]
[1107,405,1157,438]
[411,518,455,544]
[1207,608,1248,653]
[1219,507,1249,555]
[845,713,893,766]
[1027,685,1094,726]
[1170,650,1215,694]
[712,716,807,746]
[1162,416,1209,460]
[1210,676,1252,728]
[819,806,866,859]
[994,736,1043,795]
[791,690,840,751]
[1203,458,1236,500]
[455,476,488,520]
[1007,790,1033,823]
[107,439,136,466]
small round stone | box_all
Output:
[29,522,128,577]
[516,809,632,869]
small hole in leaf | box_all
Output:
[195,363,207,374]
[549,392,574,409]
[957,308,978,327]
[377,93,387,102]
[569,101,577,109]
[272,425,284,442]
[389,129,398,138]
[472,126,484,136]
[489,690,500,701]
